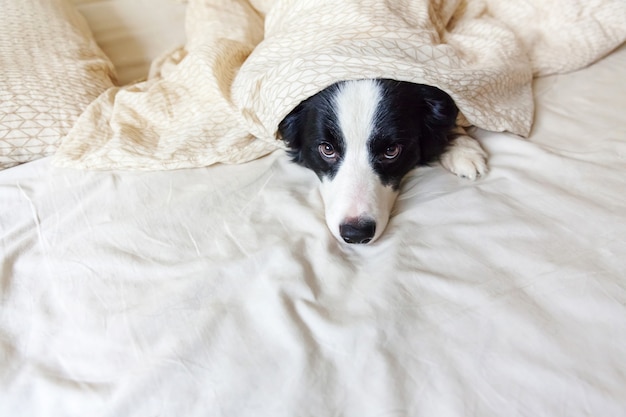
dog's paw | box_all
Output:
[440,135,488,180]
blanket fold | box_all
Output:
[54,0,626,170]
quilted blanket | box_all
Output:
[54,0,626,170]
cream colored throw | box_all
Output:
[54,0,626,170]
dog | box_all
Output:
[278,79,487,244]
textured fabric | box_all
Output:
[2,43,626,417]
[0,0,116,170]
[53,0,626,170]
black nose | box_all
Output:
[339,218,376,244]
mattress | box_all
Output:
[1,1,626,416]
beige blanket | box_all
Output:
[54,0,626,170]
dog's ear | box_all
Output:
[413,85,459,164]
[420,86,458,131]
[278,102,306,164]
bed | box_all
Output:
[1,0,626,416]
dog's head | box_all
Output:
[278,79,458,244]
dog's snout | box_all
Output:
[339,218,376,244]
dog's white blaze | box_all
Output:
[320,80,398,243]
[334,80,380,151]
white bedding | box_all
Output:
[54,0,626,170]
[1,2,626,416]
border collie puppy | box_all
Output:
[278,79,487,244]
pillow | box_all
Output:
[0,0,116,170]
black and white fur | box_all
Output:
[278,79,487,244]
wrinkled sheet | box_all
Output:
[2,40,626,416]
[53,0,626,169]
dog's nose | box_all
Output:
[339,218,376,244]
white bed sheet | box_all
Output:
[1,4,626,416]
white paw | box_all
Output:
[440,135,488,180]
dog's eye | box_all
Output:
[382,144,402,160]
[318,142,337,160]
